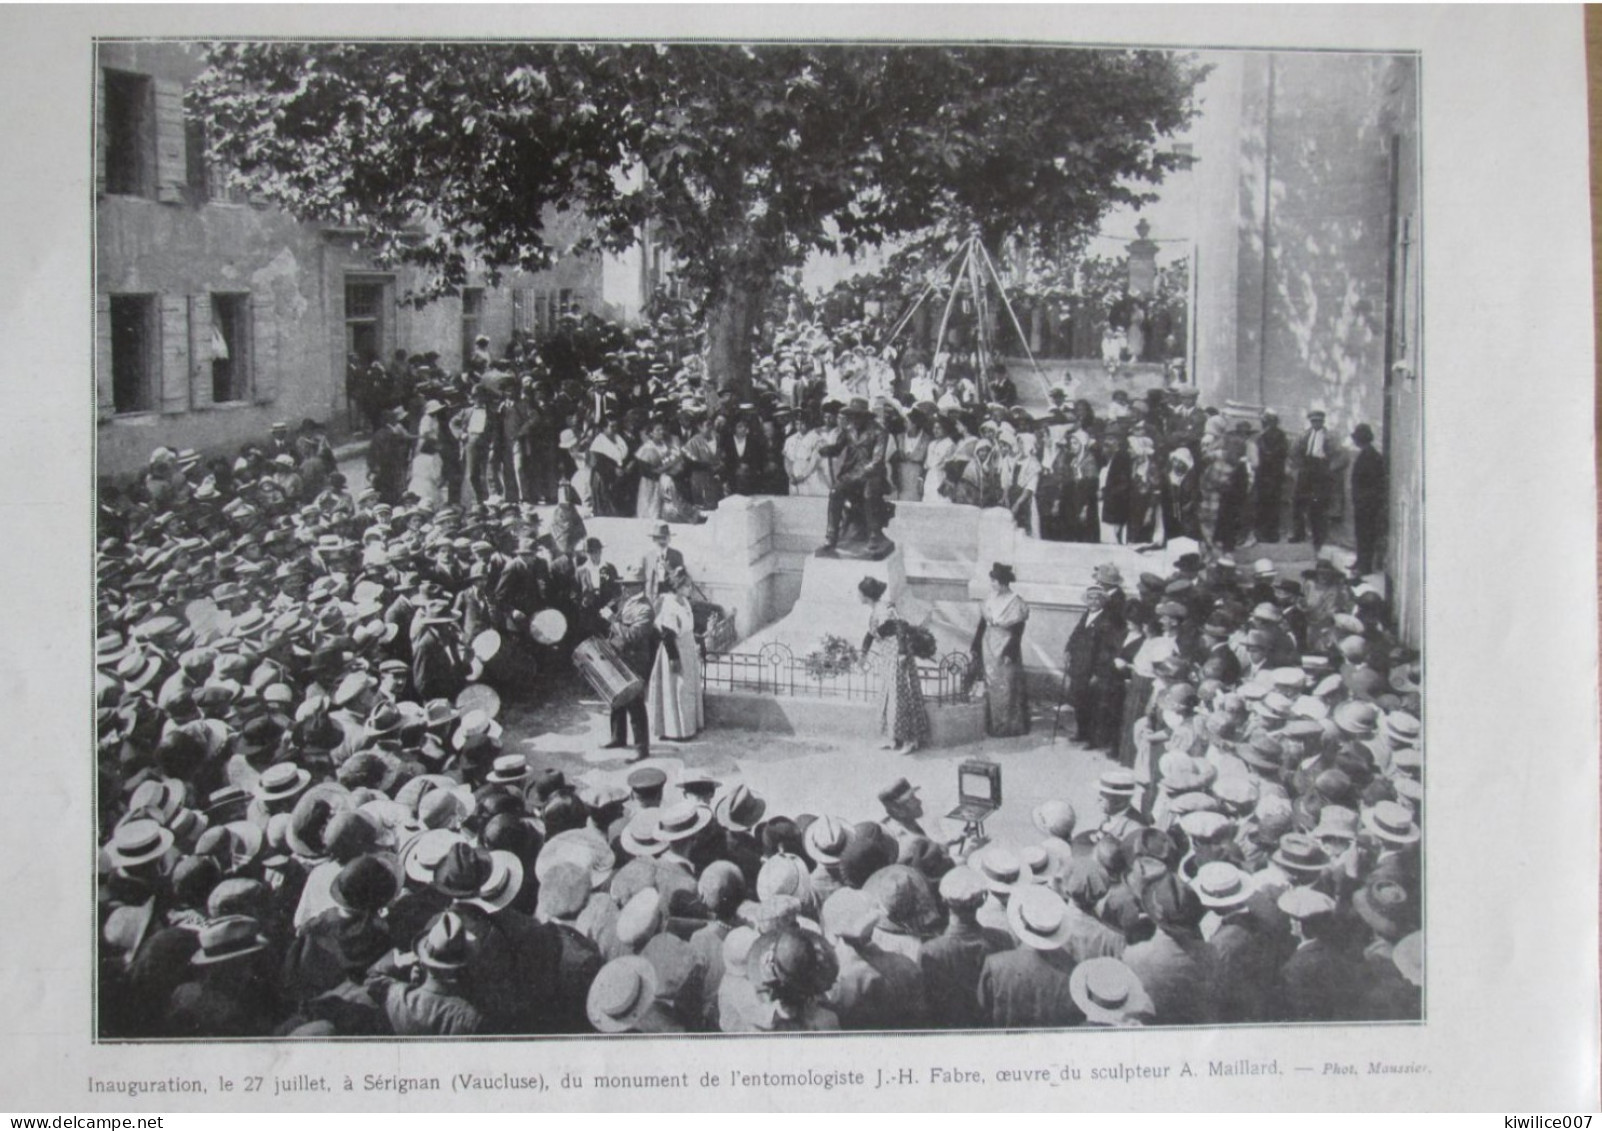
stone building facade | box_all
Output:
[94,41,656,479]
[1186,50,1422,642]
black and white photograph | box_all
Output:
[89,32,1432,1042]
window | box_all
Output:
[184,119,206,195]
[460,286,485,365]
[103,70,154,197]
[109,295,157,414]
[210,294,250,402]
[344,279,389,369]
[184,119,249,204]
[558,287,575,317]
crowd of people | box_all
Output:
[94,307,1415,1037]
[96,389,1421,1034]
[338,316,1385,574]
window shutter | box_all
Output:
[159,294,190,414]
[96,295,114,421]
[153,79,187,204]
[511,287,528,333]
[251,287,279,404]
[188,294,213,409]
[94,70,107,198]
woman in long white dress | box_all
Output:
[921,416,960,504]
[645,568,703,741]
[633,422,668,520]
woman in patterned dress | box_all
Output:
[858,576,929,754]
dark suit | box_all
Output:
[1290,426,1333,548]
[1254,424,1289,541]
[1349,445,1386,574]
[411,625,468,703]
[818,422,890,549]
[1205,641,1243,685]
[975,946,1084,1029]
[1207,913,1282,1023]
[918,920,1015,1030]
[606,618,657,757]
[495,555,548,621]
[1065,608,1124,747]
[1278,938,1358,1022]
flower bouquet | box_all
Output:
[801,634,861,680]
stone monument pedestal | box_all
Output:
[741,544,931,654]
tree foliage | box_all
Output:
[191,42,1206,393]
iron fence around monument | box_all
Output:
[701,641,974,706]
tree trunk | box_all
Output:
[704,271,769,406]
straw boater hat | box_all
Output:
[1097,768,1139,799]
[974,845,1028,894]
[656,801,713,845]
[484,753,531,786]
[1069,957,1154,1025]
[620,809,668,858]
[253,762,312,804]
[465,850,525,914]
[105,819,175,868]
[401,828,471,886]
[1191,861,1254,911]
[1362,800,1421,846]
[1006,885,1074,950]
[586,955,659,1033]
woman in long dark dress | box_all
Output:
[970,563,1030,737]
[680,415,723,509]
[1125,425,1161,544]
[1100,428,1132,543]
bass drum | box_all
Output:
[468,629,538,698]
[529,608,569,647]
[572,637,644,710]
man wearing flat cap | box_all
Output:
[1290,409,1334,550]
[878,777,928,847]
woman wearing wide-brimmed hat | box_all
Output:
[971,563,1031,737]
